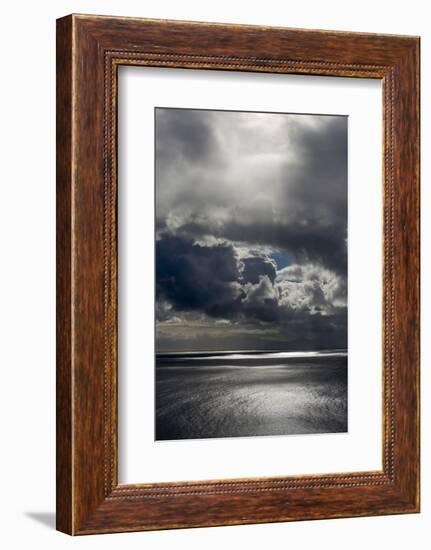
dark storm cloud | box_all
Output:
[242,256,277,284]
[155,109,347,275]
[180,217,346,275]
[156,235,243,319]
[156,234,347,331]
[155,108,216,163]
[155,108,348,351]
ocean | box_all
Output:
[155,350,347,441]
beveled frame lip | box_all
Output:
[56,14,420,535]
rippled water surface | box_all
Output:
[155,350,347,440]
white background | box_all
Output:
[0,1,428,548]
[118,67,382,483]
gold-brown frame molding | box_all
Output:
[56,14,420,534]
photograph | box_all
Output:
[155,107,348,441]
[0,1,423,544]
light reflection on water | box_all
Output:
[155,351,348,441]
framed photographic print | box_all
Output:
[56,14,420,535]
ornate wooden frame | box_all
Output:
[56,14,420,535]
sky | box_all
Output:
[155,107,347,352]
